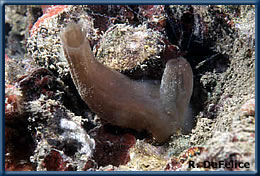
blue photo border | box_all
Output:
[1,0,258,175]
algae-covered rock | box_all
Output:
[95,23,165,78]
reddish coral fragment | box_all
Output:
[30,5,68,36]
[83,160,96,171]
[43,150,67,171]
[5,54,9,62]
[93,127,136,167]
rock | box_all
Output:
[26,96,95,171]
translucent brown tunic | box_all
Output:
[61,23,193,143]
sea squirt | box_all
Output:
[61,23,193,143]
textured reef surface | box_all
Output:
[5,5,255,171]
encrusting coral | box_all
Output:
[61,22,193,143]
